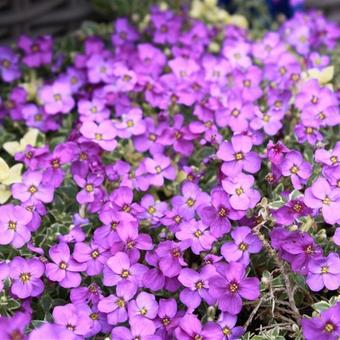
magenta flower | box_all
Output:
[315,141,340,168]
[0,46,20,82]
[9,257,44,299]
[17,35,53,68]
[198,188,244,238]
[137,154,176,190]
[155,298,178,335]
[176,220,215,255]
[0,204,32,248]
[221,227,262,265]
[178,267,215,310]
[53,303,92,336]
[272,198,313,226]
[12,170,54,204]
[115,107,146,138]
[174,314,223,340]
[103,251,147,289]
[28,323,78,340]
[306,253,340,292]
[80,120,117,151]
[155,241,187,278]
[304,177,340,224]
[217,313,245,340]
[209,262,260,314]
[222,173,261,210]
[302,302,340,340]
[217,135,261,176]
[281,151,312,189]
[98,281,136,325]
[171,181,210,220]
[111,318,159,340]
[74,174,104,204]
[46,242,86,288]
[128,291,158,321]
[38,81,74,115]
[73,241,109,276]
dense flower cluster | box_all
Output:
[0,5,339,339]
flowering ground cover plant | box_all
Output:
[0,2,339,339]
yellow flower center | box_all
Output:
[231,109,240,117]
[162,317,170,326]
[263,114,270,122]
[2,59,10,68]
[311,95,318,104]
[234,152,244,161]
[194,230,202,238]
[243,79,251,88]
[290,165,299,174]
[116,298,125,308]
[29,185,38,194]
[59,261,68,270]
[127,120,134,128]
[223,327,231,336]
[321,266,329,274]
[19,272,31,283]
[121,269,130,278]
[53,94,62,102]
[90,313,98,320]
[147,206,156,215]
[229,282,239,293]
[235,187,244,196]
[95,133,103,141]
[85,184,94,192]
[330,156,338,164]
[195,280,204,290]
[91,250,100,259]
[305,127,313,134]
[186,198,195,207]
[155,165,162,174]
[324,323,334,333]
[322,196,331,206]
[8,221,17,231]
[239,242,248,251]
[140,307,148,315]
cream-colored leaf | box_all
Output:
[2,163,23,185]
[2,141,21,156]
[0,186,11,204]
[0,157,10,181]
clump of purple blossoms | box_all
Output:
[0,5,339,340]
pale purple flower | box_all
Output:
[176,220,216,255]
[12,170,54,204]
[306,253,340,292]
[178,267,215,310]
[222,173,261,210]
[9,257,44,299]
[0,204,32,248]
[304,177,340,224]
[80,120,117,151]
[38,81,75,115]
[221,227,262,265]
[128,291,158,320]
[217,135,261,176]
[46,242,86,288]
[209,262,260,314]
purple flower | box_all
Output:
[209,262,260,314]
[221,227,262,265]
[73,241,109,276]
[281,151,312,189]
[0,204,32,248]
[111,318,160,340]
[0,312,30,340]
[302,302,340,340]
[304,177,340,224]
[137,154,176,191]
[0,46,20,82]
[103,251,147,289]
[53,303,92,336]
[98,281,136,325]
[12,170,54,204]
[272,198,312,225]
[74,174,104,204]
[217,313,245,340]
[155,298,178,335]
[28,323,79,340]
[155,241,187,278]
[306,253,340,292]
[38,81,74,115]
[217,135,261,176]
[178,267,215,310]
[176,220,215,255]
[80,120,117,151]
[333,227,340,246]
[222,173,261,210]
[17,35,53,68]
[128,291,158,320]
[198,188,244,238]
[115,107,146,138]
[174,314,223,340]
[171,181,210,220]
[315,141,340,168]
[9,256,44,299]
[46,242,86,288]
